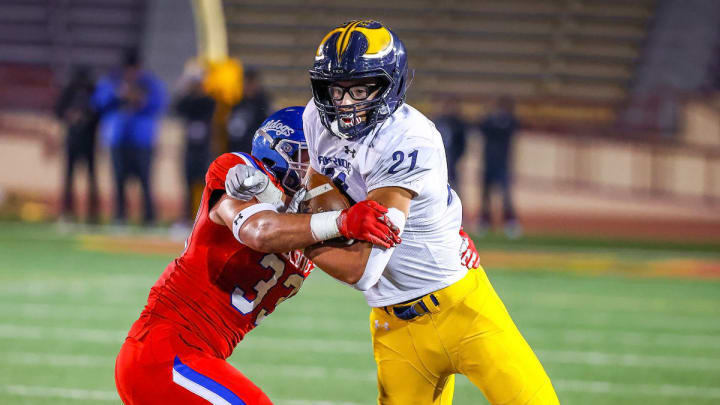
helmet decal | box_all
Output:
[259,119,295,137]
[315,21,394,63]
[354,24,393,59]
[316,26,344,61]
[335,21,362,61]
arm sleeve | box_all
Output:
[353,246,393,291]
[352,207,407,291]
[365,144,437,196]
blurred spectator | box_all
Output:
[478,96,521,238]
[226,69,270,153]
[93,48,166,225]
[174,64,215,223]
[433,96,467,191]
[54,66,100,223]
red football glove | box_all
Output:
[337,200,402,249]
[459,227,480,269]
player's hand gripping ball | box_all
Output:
[299,173,400,248]
[338,200,401,248]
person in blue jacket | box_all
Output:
[93,48,166,225]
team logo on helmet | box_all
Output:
[260,119,295,137]
[315,20,394,62]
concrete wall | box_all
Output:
[458,128,720,215]
[682,99,720,147]
[0,113,185,221]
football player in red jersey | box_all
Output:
[114,107,401,405]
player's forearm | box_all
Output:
[304,241,372,284]
[303,187,409,288]
[240,212,320,253]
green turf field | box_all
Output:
[1,222,719,404]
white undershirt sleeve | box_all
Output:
[352,207,407,291]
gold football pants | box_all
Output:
[369,268,559,405]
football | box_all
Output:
[298,173,350,214]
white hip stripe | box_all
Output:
[172,368,234,405]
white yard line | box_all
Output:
[5,339,720,373]
[0,324,126,343]
[2,352,110,367]
[3,376,720,403]
[1,276,719,315]
[1,296,718,343]
[240,336,720,370]
[0,384,369,405]
[0,302,132,321]
[524,327,720,350]
[253,321,720,350]
[1,302,718,342]
[274,401,367,405]
[228,363,378,383]
[499,291,720,315]
[1,385,118,401]
[1,321,719,356]
[508,309,720,333]
[536,349,720,370]
[552,379,720,400]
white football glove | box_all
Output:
[225,164,284,210]
[285,187,307,214]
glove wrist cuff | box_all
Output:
[254,181,284,210]
[310,211,342,241]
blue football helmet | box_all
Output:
[251,106,308,194]
[310,20,410,140]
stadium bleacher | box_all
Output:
[223,0,657,126]
[0,0,145,110]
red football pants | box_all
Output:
[115,322,272,405]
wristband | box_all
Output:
[232,203,278,244]
[309,211,342,241]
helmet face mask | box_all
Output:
[310,74,391,140]
[310,20,409,141]
[250,107,308,195]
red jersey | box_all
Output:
[128,152,312,359]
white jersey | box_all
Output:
[303,100,467,307]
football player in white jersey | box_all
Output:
[229,20,558,405]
